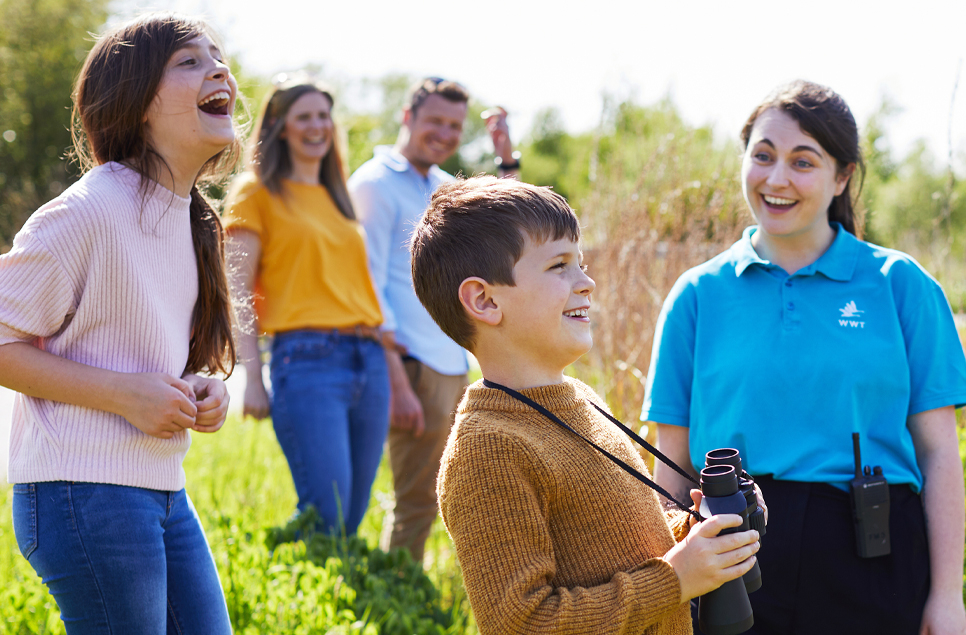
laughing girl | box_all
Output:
[3,13,238,634]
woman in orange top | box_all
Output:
[223,75,388,535]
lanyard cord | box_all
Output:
[482,378,703,522]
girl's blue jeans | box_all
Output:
[269,329,390,535]
[12,482,231,635]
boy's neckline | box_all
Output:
[476,368,566,391]
[467,377,583,413]
[467,376,584,410]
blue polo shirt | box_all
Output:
[641,224,966,491]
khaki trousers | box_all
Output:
[379,359,468,561]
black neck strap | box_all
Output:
[482,378,702,521]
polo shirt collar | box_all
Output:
[374,145,412,173]
[733,222,859,281]
[374,145,448,181]
[811,223,860,281]
[733,227,768,277]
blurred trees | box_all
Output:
[0,0,110,249]
[862,97,966,309]
[2,0,964,316]
[519,96,745,241]
[517,106,591,202]
[339,74,411,174]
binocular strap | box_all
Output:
[482,378,703,521]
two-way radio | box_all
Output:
[849,432,891,558]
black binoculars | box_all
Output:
[696,448,764,635]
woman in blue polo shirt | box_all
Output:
[643,80,966,634]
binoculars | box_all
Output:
[697,448,765,635]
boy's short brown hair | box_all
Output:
[411,176,580,351]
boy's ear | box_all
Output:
[458,277,501,326]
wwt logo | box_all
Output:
[839,301,865,328]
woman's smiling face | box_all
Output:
[280,91,334,167]
[742,108,851,244]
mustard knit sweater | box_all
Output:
[437,377,693,635]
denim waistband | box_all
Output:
[274,326,380,344]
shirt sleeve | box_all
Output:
[891,258,966,414]
[0,222,76,346]
[221,176,265,237]
[349,177,398,332]
[438,429,682,635]
[641,274,698,426]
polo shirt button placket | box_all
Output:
[782,277,800,328]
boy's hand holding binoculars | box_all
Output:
[664,498,761,603]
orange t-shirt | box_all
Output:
[222,173,382,334]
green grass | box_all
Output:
[2,396,965,632]
[0,418,476,634]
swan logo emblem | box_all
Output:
[838,301,865,328]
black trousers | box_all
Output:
[692,475,930,635]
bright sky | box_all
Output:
[118,0,966,169]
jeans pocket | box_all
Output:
[12,483,38,559]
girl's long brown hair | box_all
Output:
[246,76,355,219]
[71,12,237,375]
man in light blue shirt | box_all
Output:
[349,78,518,561]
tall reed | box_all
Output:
[566,102,749,430]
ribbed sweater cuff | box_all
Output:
[630,558,683,619]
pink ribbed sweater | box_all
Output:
[0,163,198,490]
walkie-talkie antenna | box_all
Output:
[852,432,862,478]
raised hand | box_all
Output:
[482,107,515,165]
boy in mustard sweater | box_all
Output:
[410,176,761,635]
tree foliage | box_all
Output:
[0,0,110,249]
[862,98,966,309]
[3,0,965,311]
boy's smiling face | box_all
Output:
[491,235,595,380]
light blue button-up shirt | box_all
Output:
[348,147,468,376]
[641,224,966,490]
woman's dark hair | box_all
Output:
[740,80,865,237]
[70,12,237,375]
[246,75,355,219]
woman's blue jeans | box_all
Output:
[270,330,390,535]
[11,482,231,635]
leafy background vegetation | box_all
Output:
[3,0,966,631]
